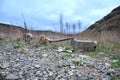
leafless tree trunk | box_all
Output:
[22,13,28,42]
[72,24,76,35]
[65,22,69,34]
[78,21,81,33]
[60,14,63,33]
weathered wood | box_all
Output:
[48,37,73,42]
[71,39,97,51]
[38,35,47,44]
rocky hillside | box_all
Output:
[76,6,120,43]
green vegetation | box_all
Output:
[97,42,120,52]
[111,59,120,68]
[13,44,23,49]
[13,42,26,49]
[64,44,72,50]
[98,43,119,68]
[0,40,5,46]
[40,46,49,50]
[111,75,120,80]
[72,61,79,66]
[62,53,71,59]
[81,42,120,74]
[81,42,120,59]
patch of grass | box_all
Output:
[97,42,120,52]
[72,61,79,66]
[13,42,26,49]
[95,42,120,68]
[62,53,71,59]
[111,59,120,68]
[64,44,72,50]
[72,50,81,54]
[95,42,113,53]
[82,51,99,59]
[111,75,120,80]
[19,48,26,54]
[13,44,23,49]
[40,46,49,50]
[82,42,120,58]
[0,40,7,46]
[79,60,89,66]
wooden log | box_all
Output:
[48,37,73,42]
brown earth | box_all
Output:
[76,6,120,43]
[0,23,69,41]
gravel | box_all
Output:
[0,43,119,80]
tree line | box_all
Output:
[60,14,81,34]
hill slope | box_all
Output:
[76,6,120,43]
[0,23,69,40]
[0,23,25,39]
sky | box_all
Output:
[0,0,120,32]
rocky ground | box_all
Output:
[0,41,120,80]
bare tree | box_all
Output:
[78,21,81,32]
[72,24,76,34]
[60,14,63,33]
[65,22,69,34]
[22,13,28,33]
[22,13,28,41]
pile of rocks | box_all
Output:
[0,45,119,80]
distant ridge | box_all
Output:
[0,23,69,40]
[76,6,120,43]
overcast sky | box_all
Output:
[0,0,120,32]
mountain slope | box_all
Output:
[76,6,120,43]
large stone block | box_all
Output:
[71,39,97,51]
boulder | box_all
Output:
[23,33,33,43]
[71,39,97,51]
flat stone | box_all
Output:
[68,71,73,75]
[33,64,41,68]
[114,68,120,71]
[66,50,72,53]
[105,63,111,68]
[107,69,116,74]
[112,60,119,62]
[5,74,19,80]
[100,67,108,73]
[57,47,65,52]
[42,54,48,57]
[70,65,76,69]
[0,63,11,69]
[48,71,54,76]
[38,73,44,77]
